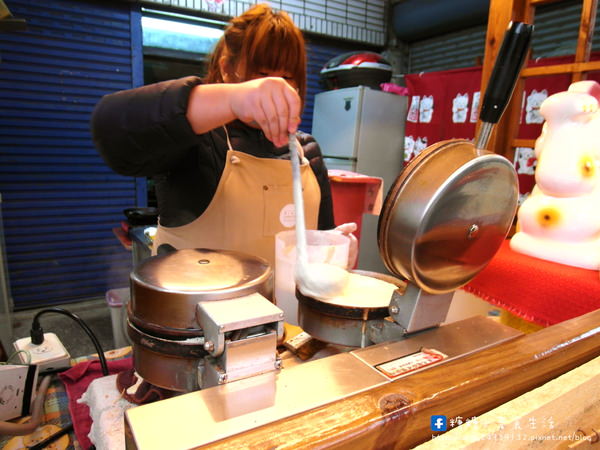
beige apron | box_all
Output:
[153,131,321,268]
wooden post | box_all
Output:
[478,0,534,162]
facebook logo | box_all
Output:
[430,415,447,432]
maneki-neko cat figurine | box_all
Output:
[510,80,600,270]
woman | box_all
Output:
[91,4,356,268]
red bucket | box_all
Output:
[328,170,383,243]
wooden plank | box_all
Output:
[416,356,600,448]
[514,138,537,148]
[480,0,533,103]
[530,0,564,4]
[206,309,600,449]
[522,61,600,77]
[575,0,597,63]
[573,0,598,82]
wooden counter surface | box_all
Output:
[206,309,600,449]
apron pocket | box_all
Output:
[262,184,294,237]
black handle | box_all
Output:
[479,21,534,124]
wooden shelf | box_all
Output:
[522,60,600,77]
[480,0,598,161]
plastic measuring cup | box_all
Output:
[275,229,350,325]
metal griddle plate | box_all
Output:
[378,140,519,294]
[296,270,403,319]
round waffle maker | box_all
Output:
[127,248,275,392]
[297,140,520,347]
[298,22,533,347]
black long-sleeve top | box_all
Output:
[90,76,334,229]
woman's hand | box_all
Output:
[332,222,359,269]
[229,77,301,147]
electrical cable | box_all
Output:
[30,307,109,376]
[0,308,109,440]
[0,349,31,365]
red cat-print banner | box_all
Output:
[404,66,481,164]
[404,53,600,200]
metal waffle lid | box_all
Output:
[131,248,272,297]
[377,141,519,294]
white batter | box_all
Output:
[317,271,397,308]
[295,261,350,300]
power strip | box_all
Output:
[13,332,71,373]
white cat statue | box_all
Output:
[525,89,548,124]
[407,96,420,123]
[404,135,415,162]
[515,147,536,175]
[414,136,428,156]
[470,91,480,123]
[419,95,434,123]
[510,80,600,270]
[452,93,469,123]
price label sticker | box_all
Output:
[376,348,447,378]
[284,331,312,352]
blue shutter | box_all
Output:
[0,0,144,309]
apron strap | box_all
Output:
[224,126,308,164]
[223,125,234,151]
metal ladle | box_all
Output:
[289,134,349,299]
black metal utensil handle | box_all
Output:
[479,21,534,125]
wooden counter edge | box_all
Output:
[206,309,600,449]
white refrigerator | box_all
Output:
[311,86,407,273]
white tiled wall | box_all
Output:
[143,0,386,45]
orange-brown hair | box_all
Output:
[204,3,307,108]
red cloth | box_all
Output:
[59,358,133,450]
[464,240,600,326]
